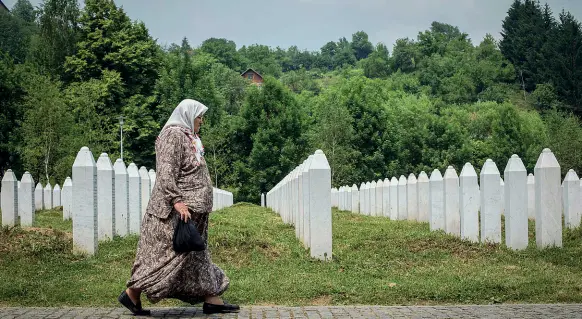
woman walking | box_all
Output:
[118,99,239,315]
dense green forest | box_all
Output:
[1,0,581,203]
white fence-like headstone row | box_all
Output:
[1,146,234,256]
[331,149,581,250]
[266,150,332,261]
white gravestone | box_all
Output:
[500,177,505,215]
[35,182,43,211]
[505,155,528,250]
[417,171,430,223]
[375,179,383,216]
[351,184,359,214]
[359,182,365,215]
[44,182,53,210]
[347,184,353,212]
[527,174,535,219]
[535,148,562,248]
[444,166,460,236]
[127,163,142,235]
[72,147,98,255]
[562,169,581,229]
[62,177,72,220]
[20,172,35,226]
[382,178,390,217]
[429,169,444,231]
[261,193,265,207]
[407,174,418,221]
[298,164,304,244]
[97,153,115,240]
[302,156,312,247]
[53,184,61,207]
[363,182,370,215]
[308,150,332,261]
[139,166,151,219]
[459,163,479,242]
[370,180,377,217]
[331,188,337,208]
[1,169,18,226]
[397,175,408,220]
[480,159,502,244]
[389,177,398,220]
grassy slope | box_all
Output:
[1,204,581,307]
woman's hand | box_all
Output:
[174,202,191,222]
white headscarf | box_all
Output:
[160,99,208,163]
[161,99,208,133]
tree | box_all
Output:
[20,72,77,184]
[309,93,357,186]
[0,54,26,174]
[199,37,241,71]
[391,38,419,73]
[499,0,550,92]
[552,11,582,112]
[233,77,308,202]
[351,31,374,60]
[28,0,80,79]
[65,0,160,97]
[0,9,36,63]
[11,0,36,24]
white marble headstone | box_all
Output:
[97,153,115,240]
[444,166,460,236]
[72,147,98,255]
[1,170,18,226]
[429,169,444,231]
[407,174,418,221]
[459,163,479,242]
[534,148,562,248]
[480,159,502,244]
[19,172,35,226]
[504,155,528,250]
[417,171,430,223]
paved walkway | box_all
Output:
[1,304,581,319]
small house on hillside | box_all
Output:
[241,68,263,86]
[0,0,9,12]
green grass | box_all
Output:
[1,205,582,307]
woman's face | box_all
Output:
[194,115,204,133]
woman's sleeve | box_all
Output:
[156,130,185,206]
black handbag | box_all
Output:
[173,218,206,253]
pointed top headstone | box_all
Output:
[444,166,458,179]
[54,184,61,190]
[481,159,500,175]
[460,163,477,177]
[21,172,33,183]
[73,146,96,167]
[398,175,407,184]
[418,171,429,182]
[535,148,560,169]
[408,173,417,183]
[64,177,72,186]
[505,154,526,173]
[97,153,113,170]
[430,169,443,181]
[2,170,16,182]
[564,169,579,181]
[44,182,52,190]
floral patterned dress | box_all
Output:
[126,125,229,304]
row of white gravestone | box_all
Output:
[331,148,577,250]
[1,146,234,256]
[266,150,332,261]
[72,147,233,256]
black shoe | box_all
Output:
[202,301,240,314]
[118,290,151,316]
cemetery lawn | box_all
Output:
[1,204,582,307]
